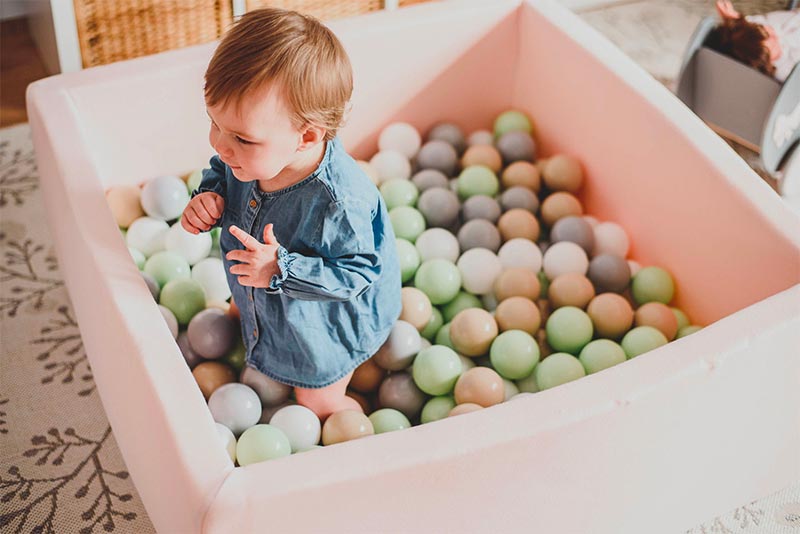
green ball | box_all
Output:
[435,322,456,351]
[187,169,203,193]
[389,206,426,243]
[631,266,674,305]
[489,330,540,380]
[545,306,594,355]
[236,424,291,466]
[144,251,191,288]
[223,338,247,374]
[671,307,690,331]
[396,238,420,283]
[534,353,585,390]
[515,372,539,393]
[129,247,146,270]
[368,408,411,434]
[537,271,550,299]
[159,278,206,325]
[210,227,221,249]
[677,325,702,338]
[421,396,456,424]
[457,165,499,200]
[380,179,419,210]
[494,110,533,138]
[621,326,668,358]
[412,345,462,395]
[414,259,462,305]
[420,307,444,341]
[441,291,483,323]
[579,339,626,374]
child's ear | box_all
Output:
[297,124,326,152]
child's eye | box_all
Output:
[236,136,253,145]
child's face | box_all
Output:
[206,83,306,183]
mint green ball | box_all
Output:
[420,307,444,341]
[621,326,668,358]
[671,307,690,331]
[380,179,419,210]
[535,353,586,390]
[236,424,291,466]
[457,165,499,200]
[490,330,540,380]
[414,259,461,305]
[494,110,533,138]
[368,408,411,434]
[129,247,146,270]
[545,306,594,355]
[412,345,462,395]
[389,206,426,243]
[435,322,456,351]
[441,291,483,323]
[421,396,456,424]
[677,325,702,338]
[187,169,203,193]
[631,266,674,305]
[159,278,206,325]
[579,339,626,374]
[396,238,420,283]
[144,250,191,288]
[516,372,539,393]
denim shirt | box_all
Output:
[192,136,401,388]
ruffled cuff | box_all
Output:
[267,245,293,291]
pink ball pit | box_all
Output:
[26,0,800,532]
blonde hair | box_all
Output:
[204,7,353,142]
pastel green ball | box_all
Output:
[677,325,702,338]
[414,259,462,305]
[579,339,626,374]
[236,424,291,466]
[412,345,462,395]
[489,330,540,380]
[545,306,594,355]
[368,409,412,434]
[435,322,456,351]
[396,238,420,283]
[144,250,191,288]
[494,110,533,138]
[129,247,146,270]
[516,372,539,393]
[420,307,444,341]
[457,165,499,200]
[223,339,247,374]
[621,326,668,358]
[671,307,690,331]
[421,396,456,424]
[534,353,586,390]
[631,266,674,305]
[389,206,426,243]
[159,278,206,325]
[441,291,483,323]
[380,179,419,210]
[187,169,203,193]
[210,227,221,250]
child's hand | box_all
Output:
[181,192,225,234]
[226,223,281,288]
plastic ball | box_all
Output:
[269,404,322,452]
[373,320,422,371]
[427,123,467,154]
[540,192,584,227]
[434,322,456,350]
[389,206,426,242]
[482,291,498,312]
[191,258,231,302]
[677,325,702,338]
[495,296,541,334]
[461,145,502,174]
[467,129,494,147]
[412,345,462,395]
[503,379,520,400]
[186,168,204,192]
[158,304,179,339]
[414,259,462,305]
[497,208,540,242]
[140,175,190,221]
[357,160,381,186]
[349,358,386,394]
[107,185,145,228]
[501,161,540,192]
[129,247,146,270]
[187,308,237,359]
[380,179,419,210]
[141,272,160,300]
[416,187,460,228]
[461,195,502,223]
[494,268,540,302]
[548,273,595,309]
[545,306,593,355]
[500,186,539,213]
[493,110,533,137]
[399,287,433,330]
[543,241,589,281]
[126,217,169,257]
[377,371,427,420]
[322,410,374,445]
[628,260,642,277]
[192,361,236,400]
[550,216,595,255]
[454,367,504,407]
[534,352,585,390]
[236,424,291,465]
[215,422,237,462]
[450,308,498,356]
[457,165,499,200]
[159,278,206,325]
[495,131,536,164]
[369,409,412,434]
[515,372,540,394]
[420,307,444,341]
[672,308,691,331]
[144,250,191,288]
[415,228,460,263]
[498,238,543,272]
[579,339,627,374]
[635,302,679,340]
[621,326,669,358]
[449,403,484,417]
[593,222,630,258]
[411,169,449,191]
[370,150,412,183]
[441,291,483,323]
[457,248,502,295]
[631,266,675,305]
[543,155,583,193]
[586,293,633,340]
[177,331,205,369]
[208,383,261,437]
[396,238,421,282]
[260,401,297,424]
[421,396,457,424]
[458,219,501,252]
[490,330,540,380]
[416,140,459,176]
[379,122,421,159]
[587,254,631,294]
[164,222,212,265]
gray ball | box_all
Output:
[378,371,427,420]
[260,400,297,424]
[177,331,205,369]
[411,169,449,192]
[416,140,459,177]
[500,186,539,213]
[458,219,502,252]
[550,216,595,255]
[241,365,293,407]
[417,187,460,228]
[427,122,467,154]
[461,195,502,223]
[142,271,160,301]
[158,305,179,339]
[495,131,536,165]
[588,254,631,294]
[187,308,237,359]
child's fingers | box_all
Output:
[191,203,216,227]
[213,194,225,214]
[229,263,249,276]
[199,194,222,219]
[184,209,210,232]
[229,225,258,250]
[225,249,250,263]
[180,216,200,235]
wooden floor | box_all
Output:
[0,17,49,127]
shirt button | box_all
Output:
[252,328,258,338]
[249,199,257,208]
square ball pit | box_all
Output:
[27,0,800,532]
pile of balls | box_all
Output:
[105,108,702,467]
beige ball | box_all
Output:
[494,268,541,302]
[540,192,584,227]
[497,208,540,242]
[495,297,541,334]
[548,273,596,309]
[192,362,236,401]
[543,154,584,193]
[454,367,505,407]
[635,302,679,340]
[400,287,433,331]
[461,145,503,174]
[350,357,386,394]
[587,293,634,339]
[106,185,145,228]
[448,403,484,417]
[450,308,499,356]
[322,410,375,445]
[501,161,541,192]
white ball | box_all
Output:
[415,228,460,263]
[373,320,422,371]
[542,241,589,280]
[627,260,642,277]
[127,216,169,257]
[379,122,422,160]
[419,337,432,351]
[457,248,502,295]
[192,257,231,302]
[140,175,190,221]
[208,383,262,437]
[497,238,543,272]
[593,222,630,258]
[503,379,520,401]
[459,354,476,373]
[165,222,212,265]
[268,404,322,453]
[214,422,237,462]
[357,160,380,186]
[369,150,412,183]
[510,391,536,401]
[240,366,292,407]
[158,304,178,338]
[468,129,494,147]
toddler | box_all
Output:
[181,7,402,422]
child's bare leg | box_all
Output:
[294,370,363,422]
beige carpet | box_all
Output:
[2,1,799,533]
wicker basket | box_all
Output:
[243,0,434,20]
